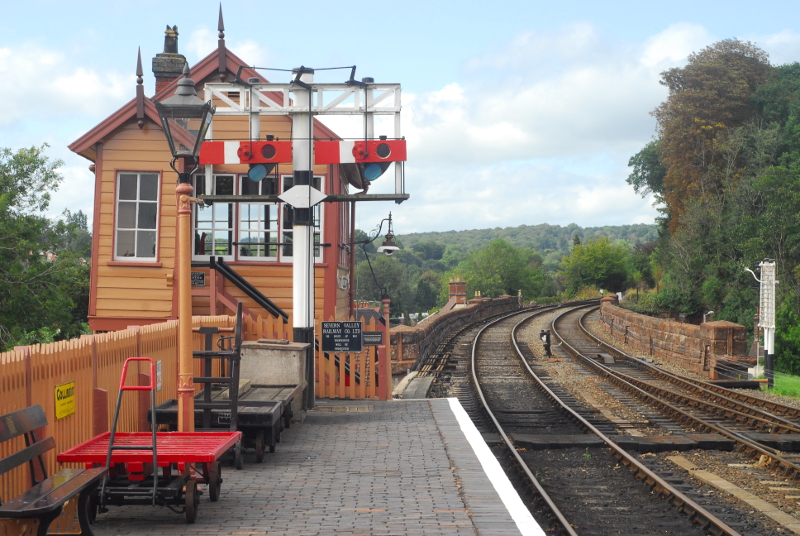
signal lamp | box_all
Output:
[359,161,391,181]
[247,163,275,182]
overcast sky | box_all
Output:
[2,1,798,234]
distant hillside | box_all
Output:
[397,223,659,269]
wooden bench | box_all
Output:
[0,405,107,536]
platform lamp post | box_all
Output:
[155,63,215,433]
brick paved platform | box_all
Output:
[89,398,543,536]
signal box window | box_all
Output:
[115,172,159,259]
[238,175,278,260]
[194,174,234,259]
[192,173,324,263]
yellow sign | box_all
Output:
[55,381,76,420]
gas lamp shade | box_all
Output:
[376,232,400,257]
[155,64,215,163]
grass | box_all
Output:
[769,372,800,398]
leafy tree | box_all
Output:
[652,39,772,225]
[0,145,90,350]
[353,229,377,264]
[415,271,441,311]
[559,238,630,295]
[461,239,548,299]
[777,290,800,375]
[627,140,667,207]
[411,241,445,261]
[354,255,415,318]
[440,244,467,270]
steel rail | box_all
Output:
[552,306,800,482]
[507,306,743,536]
[469,306,579,536]
[579,307,800,432]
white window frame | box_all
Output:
[237,175,279,261]
[191,172,325,263]
[193,174,235,261]
[114,172,160,261]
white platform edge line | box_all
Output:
[446,397,545,536]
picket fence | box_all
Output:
[0,311,388,502]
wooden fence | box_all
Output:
[314,316,390,401]
[0,314,287,503]
[0,311,388,502]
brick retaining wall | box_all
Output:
[390,296,520,374]
[600,299,754,379]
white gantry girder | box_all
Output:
[203,80,404,196]
[204,82,401,117]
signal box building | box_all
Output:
[70,25,356,331]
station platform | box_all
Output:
[90,398,544,536]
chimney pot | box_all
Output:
[152,25,187,93]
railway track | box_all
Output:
[435,302,785,535]
[553,305,800,477]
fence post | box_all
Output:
[14,345,33,408]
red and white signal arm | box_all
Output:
[314,139,407,165]
[199,141,293,166]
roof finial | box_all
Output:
[217,3,227,82]
[136,47,145,129]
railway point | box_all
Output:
[87,398,544,536]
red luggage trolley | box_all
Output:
[58,358,241,523]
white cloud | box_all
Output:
[357,22,716,232]
[47,164,96,222]
[185,28,217,61]
[185,28,271,70]
[757,29,800,65]
[639,23,714,69]
[0,45,129,128]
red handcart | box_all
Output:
[58,358,242,523]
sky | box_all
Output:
[2,1,799,235]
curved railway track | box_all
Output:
[468,304,745,535]
[553,305,800,478]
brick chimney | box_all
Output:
[152,25,187,93]
[448,278,467,305]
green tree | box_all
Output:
[0,145,90,350]
[415,271,441,311]
[627,140,667,207]
[354,256,415,318]
[559,238,630,295]
[462,239,548,299]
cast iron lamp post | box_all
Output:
[155,63,215,432]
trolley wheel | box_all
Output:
[209,461,221,502]
[255,432,264,463]
[87,493,98,524]
[234,440,243,470]
[185,479,199,523]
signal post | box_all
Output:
[198,67,408,408]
